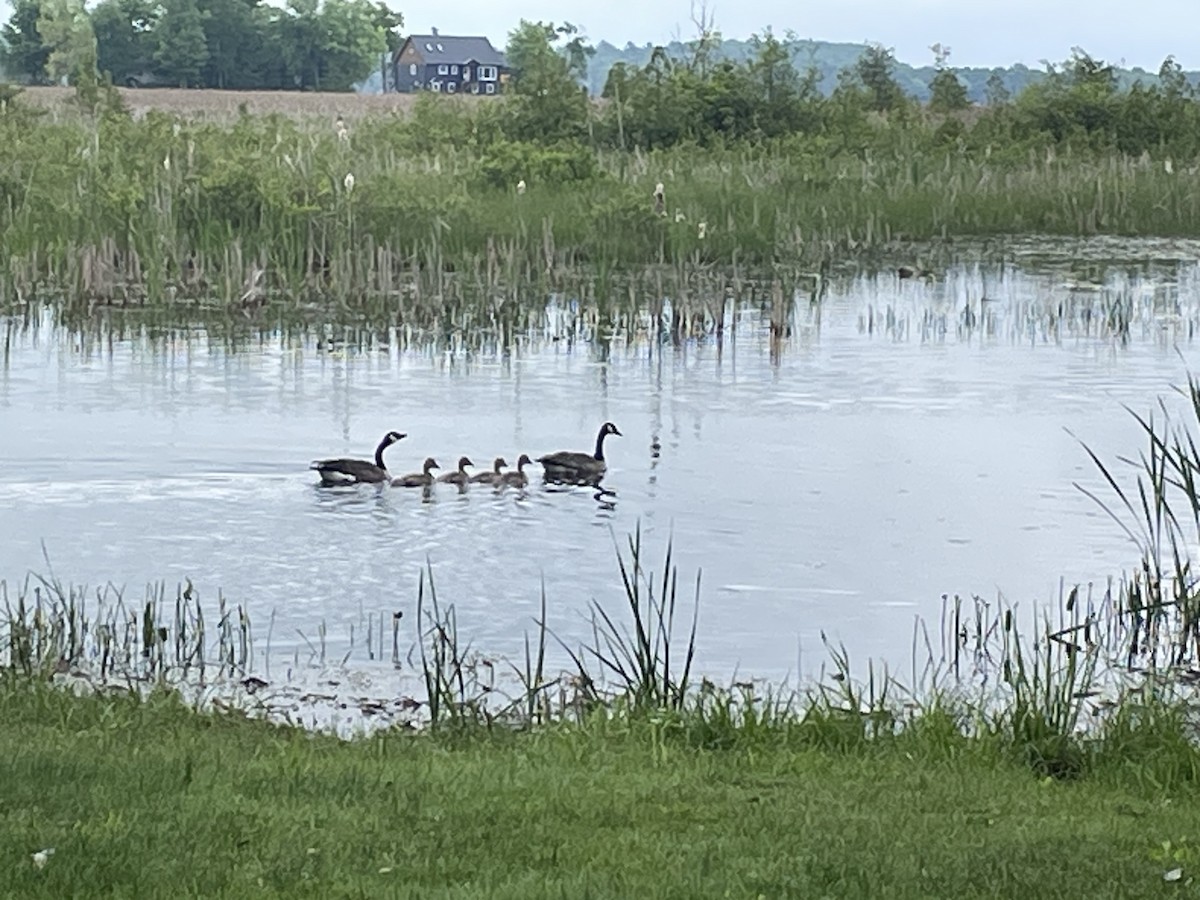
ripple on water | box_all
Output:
[0,238,1196,674]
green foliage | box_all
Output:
[477,140,599,189]
[929,69,969,113]
[0,0,51,81]
[91,0,158,86]
[2,0,395,90]
[853,43,907,113]
[153,0,207,87]
[36,0,96,84]
[504,20,590,143]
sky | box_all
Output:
[0,0,1193,72]
[401,0,1198,71]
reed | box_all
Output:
[2,105,1198,314]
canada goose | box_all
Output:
[499,454,533,488]
[469,456,507,484]
[537,422,622,478]
[437,456,474,485]
[310,431,405,486]
[392,457,439,488]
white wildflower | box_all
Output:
[343,173,355,194]
[1164,868,1184,882]
[172,122,181,137]
[1165,158,1174,175]
[336,126,349,143]
[516,179,526,195]
[32,848,54,869]
[163,155,171,172]
[674,210,686,223]
[698,222,707,240]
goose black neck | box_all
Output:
[374,438,390,469]
[593,427,608,461]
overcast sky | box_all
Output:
[0,0,1192,72]
[406,0,1196,71]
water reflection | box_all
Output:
[2,237,1200,681]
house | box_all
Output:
[390,29,510,95]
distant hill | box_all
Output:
[355,36,1200,97]
[579,37,1200,102]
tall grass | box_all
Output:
[1,103,1198,313]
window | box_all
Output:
[463,68,470,81]
[431,81,441,92]
[447,82,456,93]
[409,63,417,75]
[485,83,495,94]
[436,42,444,52]
[424,42,433,51]
[471,84,479,94]
[478,66,497,81]
[437,64,448,75]
[450,65,458,75]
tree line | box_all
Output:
[494,22,1200,161]
[0,0,402,90]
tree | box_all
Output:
[853,43,905,113]
[1,0,51,81]
[315,0,390,90]
[370,1,402,53]
[927,43,969,113]
[985,70,1010,106]
[37,0,97,84]
[154,0,208,86]
[91,0,158,85]
[505,19,590,143]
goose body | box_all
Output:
[311,431,405,486]
[498,454,533,488]
[392,457,440,488]
[469,457,507,484]
[538,422,622,479]
[437,456,474,486]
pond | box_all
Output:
[2,235,1199,686]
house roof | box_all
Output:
[402,35,507,67]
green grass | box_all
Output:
[2,98,1199,317]
[1,679,1199,899]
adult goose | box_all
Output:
[310,431,405,486]
[392,457,440,488]
[437,456,474,486]
[537,422,622,481]
[469,457,507,485]
[498,454,534,489]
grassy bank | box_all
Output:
[1,679,1198,899]
[1,90,1198,317]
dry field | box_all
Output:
[15,86,490,122]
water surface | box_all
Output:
[3,236,1200,683]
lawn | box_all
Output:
[0,681,1195,898]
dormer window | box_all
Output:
[436,42,444,52]
[424,42,433,51]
